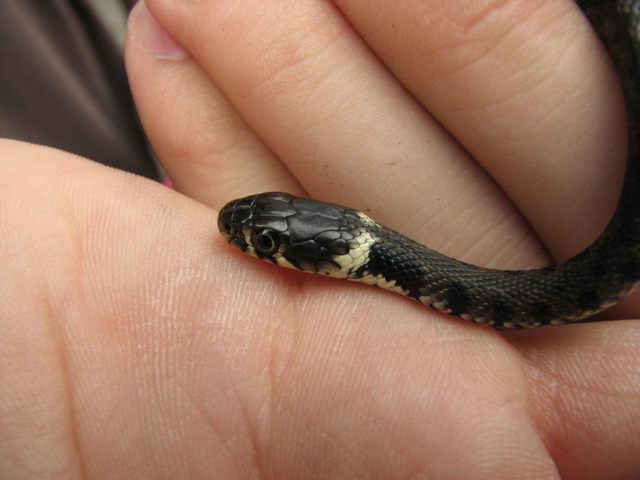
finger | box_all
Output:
[507,324,640,478]
[143,0,549,270]
[332,0,626,261]
[125,1,304,207]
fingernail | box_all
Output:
[129,0,190,59]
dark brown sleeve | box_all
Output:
[0,0,159,180]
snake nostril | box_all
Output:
[217,214,236,237]
[217,216,231,232]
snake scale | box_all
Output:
[218,0,640,328]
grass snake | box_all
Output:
[218,0,640,329]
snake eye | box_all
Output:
[251,229,280,255]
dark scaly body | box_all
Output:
[218,1,640,328]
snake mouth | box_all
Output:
[218,229,235,245]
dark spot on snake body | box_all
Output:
[621,256,640,281]
[444,282,472,316]
[589,262,608,278]
[492,301,515,326]
[577,291,601,311]
[531,302,553,324]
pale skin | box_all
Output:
[1,0,639,478]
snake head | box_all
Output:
[218,192,375,276]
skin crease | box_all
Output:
[0,1,639,480]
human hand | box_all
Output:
[124,0,640,477]
[1,0,638,478]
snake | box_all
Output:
[218,0,640,329]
